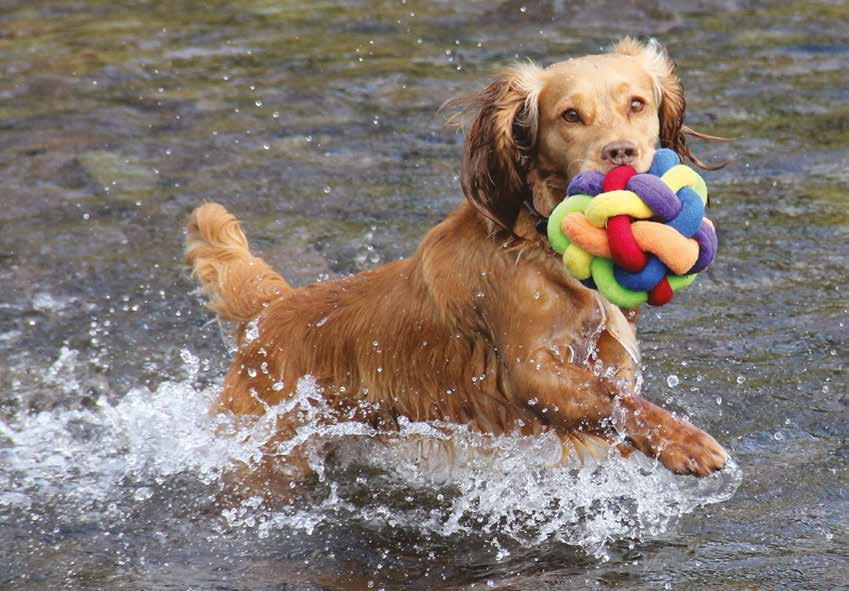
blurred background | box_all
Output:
[1,1,847,589]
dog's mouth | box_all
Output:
[585,160,652,176]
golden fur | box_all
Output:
[185,39,728,486]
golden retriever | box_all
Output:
[184,38,728,487]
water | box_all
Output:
[1,1,847,589]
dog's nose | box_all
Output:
[601,141,638,166]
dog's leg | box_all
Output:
[214,379,320,504]
[217,452,313,508]
[506,347,727,476]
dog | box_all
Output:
[185,38,728,487]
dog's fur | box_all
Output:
[185,39,728,484]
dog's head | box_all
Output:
[449,38,710,234]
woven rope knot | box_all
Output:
[546,149,718,307]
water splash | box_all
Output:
[0,348,740,560]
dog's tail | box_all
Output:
[185,203,290,324]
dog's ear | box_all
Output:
[444,64,544,234]
[614,37,725,170]
[652,47,687,158]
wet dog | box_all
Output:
[185,38,728,486]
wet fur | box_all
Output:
[185,39,728,485]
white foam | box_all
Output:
[31,292,75,313]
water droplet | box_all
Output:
[666,374,679,388]
[133,487,153,501]
[244,319,259,343]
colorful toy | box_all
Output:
[546,149,717,308]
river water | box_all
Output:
[1,1,847,589]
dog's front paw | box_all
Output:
[652,421,728,477]
[621,397,729,477]
[619,395,729,477]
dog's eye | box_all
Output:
[562,109,581,123]
[630,98,646,113]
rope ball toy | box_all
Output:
[546,148,717,308]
